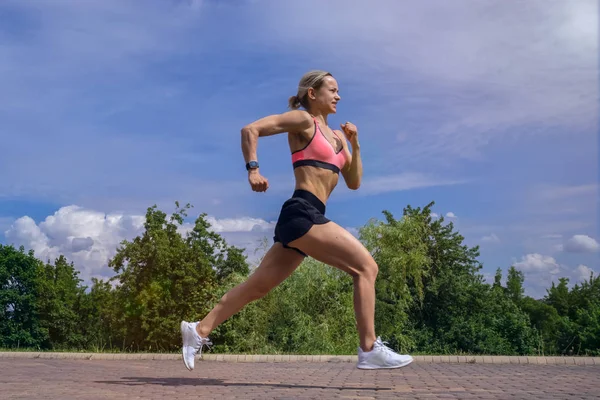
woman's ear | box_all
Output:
[307,87,316,100]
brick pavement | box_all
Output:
[3,352,599,365]
[1,358,599,399]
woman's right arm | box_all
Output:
[241,110,312,192]
[240,110,313,168]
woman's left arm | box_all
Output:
[337,122,362,190]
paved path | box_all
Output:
[2,358,599,399]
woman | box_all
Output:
[181,70,413,371]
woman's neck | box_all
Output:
[309,110,328,127]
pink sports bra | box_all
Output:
[291,118,348,174]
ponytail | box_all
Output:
[288,95,302,110]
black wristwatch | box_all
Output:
[246,161,259,171]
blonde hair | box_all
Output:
[288,70,333,110]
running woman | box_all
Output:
[181,70,414,370]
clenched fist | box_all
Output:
[248,170,269,192]
[340,121,359,145]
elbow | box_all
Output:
[241,125,256,145]
[241,124,261,143]
[241,125,253,137]
[348,181,361,190]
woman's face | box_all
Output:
[310,76,341,114]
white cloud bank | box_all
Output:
[512,252,597,298]
[5,206,145,283]
[4,205,277,284]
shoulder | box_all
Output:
[245,110,314,137]
[285,109,314,125]
[265,109,314,129]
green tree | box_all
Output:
[210,257,357,355]
[0,245,46,348]
[544,274,600,355]
[266,259,356,354]
[215,246,250,283]
[493,268,503,289]
[107,202,249,351]
[36,255,84,349]
[520,296,562,355]
[545,278,570,316]
[361,202,537,355]
[74,277,124,351]
[360,208,430,351]
[506,266,525,304]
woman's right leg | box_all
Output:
[196,242,305,337]
[287,221,379,352]
[287,221,413,369]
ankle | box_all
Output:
[360,338,376,352]
[196,321,210,338]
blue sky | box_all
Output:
[0,0,597,298]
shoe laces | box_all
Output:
[190,333,213,356]
[374,337,396,356]
[196,336,213,350]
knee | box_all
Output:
[352,260,379,282]
[366,261,379,282]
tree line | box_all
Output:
[1,201,598,355]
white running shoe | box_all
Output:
[180,320,212,371]
[356,337,414,370]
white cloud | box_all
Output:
[513,253,598,298]
[6,216,51,255]
[205,216,275,233]
[445,212,457,219]
[4,206,145,283]
[574,264,595,282]
[431,213,439,218]
[481,233,500,244]
[563,234,599,253]
[514,253,560,274]
[4,205,280,283]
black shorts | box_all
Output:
[273,189,330,257]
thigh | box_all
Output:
[287,221,376,277]
[243,242,306,292]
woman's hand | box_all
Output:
[248,170,269,192]
[340,122,359,146]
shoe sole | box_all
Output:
[356,357,414,370]
[180,321,193,371]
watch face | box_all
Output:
[247,161,259,170]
